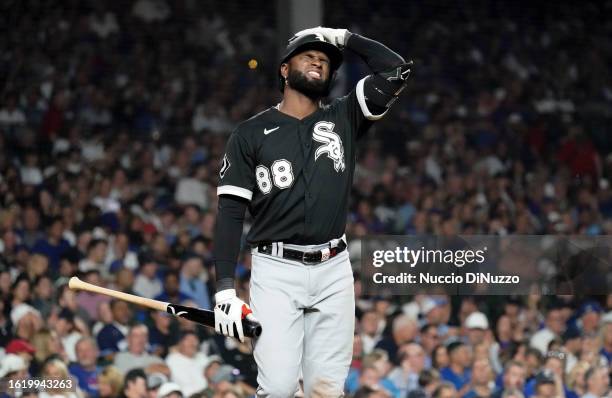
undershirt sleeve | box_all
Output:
[213,195,249,291]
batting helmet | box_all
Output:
[278,33,343,92]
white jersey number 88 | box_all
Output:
[256,159,294,194]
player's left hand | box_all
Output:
[214,288,258,342]
[291,26,349,49]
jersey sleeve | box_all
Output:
[217,132,255,201]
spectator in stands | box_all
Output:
[178,254,211,310]
[93,301,113,337]
[19,206,44,248]
[148,310,178,357]
[77,270,111,322]
[463,358,495,398]
[114,268,136,295]
[440,341,472,395]
[114,324,168,374]
[0,353,28,382]
[530,305,565,355]
[464,312,489,347]
[562,326,582,373]
[165,331,208,396]
[531,371,559,398]
[10,274,31,309]
[54,308,83,363]
[10,303,43,344]
[528,350,578,398]
[577,301,602,335]
[407,368,441,398]
[156,382,183,398]
[31,328,65,374]
[387,342,426,396]
[79,239,109,273]
[5,338,36,375]
[154,271,192,304]
[57,284,91,324]
[566,361,590,397]
[32,216,70,272]
[523,347,544,387]
[360,311,383,356]
[375,315,419,365]
[32,274,54,318]
[97,300,131,358]
[492,361,526,398]
[41,358,79,398]
[581,365,609,398]
[120,368,148,398]
[432,344,450,370]
[69,337,102,397]
[356,366,383,392]
[133,252,162,300]
[98,366,124,398]
[419,323,440,369]
[432,382,457,398]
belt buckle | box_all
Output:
[302,251,319,265]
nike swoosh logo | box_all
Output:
[264,126,280,135]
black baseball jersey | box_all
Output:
[217,78,388,245]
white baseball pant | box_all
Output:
[250,243,355,398]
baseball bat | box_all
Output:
[68,276,262,338]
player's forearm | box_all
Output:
[345,33,405,73]
[213,195,248,291]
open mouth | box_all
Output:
[307,70,321,79]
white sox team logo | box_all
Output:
[312,121,345,172]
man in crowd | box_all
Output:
[463,358,495,398]
[69,337,102,397]
[491,361,526,398]
[419,324,441,369]
[440,341,472,395]
[133,252,162,299]
[121,368,148,398]
[113,324,168,374]
[165,331,209,396]
[581,366,610,398]
[530,304,565,355]
[97,299,132,358]
[375,315,419,364]
[360,311,383,356]
[387,342,426,396]
[178,254,210,310]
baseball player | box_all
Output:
[212,26,411,397]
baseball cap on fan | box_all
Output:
[0,354,26,377]
[157,382,183,398]
[465,312,489,330]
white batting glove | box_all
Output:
[291,26,349,48]
[214,288,256,342]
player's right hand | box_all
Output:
[291,26,349,49]
[214,288,257,342]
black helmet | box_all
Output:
[278,33,343,92]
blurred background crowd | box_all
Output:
[1,0,611,397]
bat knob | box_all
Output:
[243,318,262,338]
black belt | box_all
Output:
[256,240,347,265]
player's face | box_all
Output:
[284,50,332,99]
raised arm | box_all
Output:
[291,27,413,118]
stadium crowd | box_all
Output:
[1,0,611,397]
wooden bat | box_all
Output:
[68,276,262,338]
